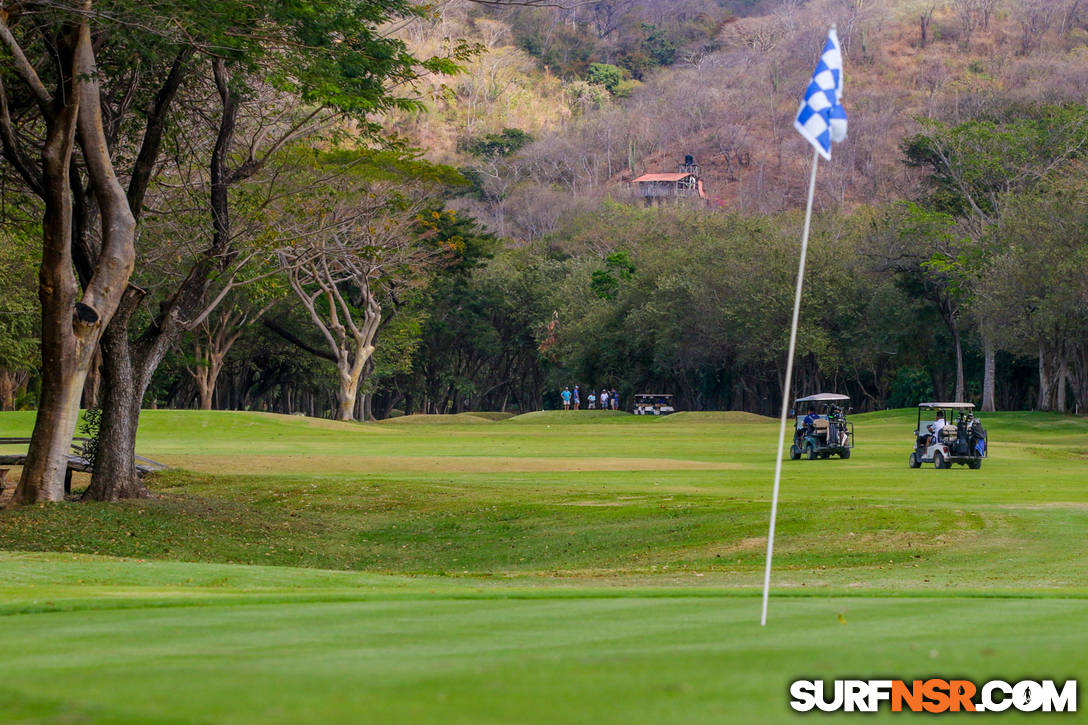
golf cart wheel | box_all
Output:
[968,458,982,470]
[805,442,817,460]
[908,452,920,469]
[789,444,801,461]
[840,448,850,459]
[933,451,948,469]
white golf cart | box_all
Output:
[909,402,987,469]
[633,394,675,415]
[789,393,854,460]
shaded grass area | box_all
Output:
[3,476,1083,591]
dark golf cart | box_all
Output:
[633,394,675,415]
[909,402,987,469]
[789,393,854,460]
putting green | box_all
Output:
[0,409,1086,722]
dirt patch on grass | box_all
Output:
[161,454,741,475]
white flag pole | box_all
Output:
[760,146,820,627]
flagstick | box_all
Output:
[761,147,820,626]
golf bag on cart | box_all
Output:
[969,419,987,456]
[951,417,971,456]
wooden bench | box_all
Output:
[0,438,168,496]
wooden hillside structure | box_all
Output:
[631,155,708,206]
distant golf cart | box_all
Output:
[633,394,675,415]
[909,402,987,469]
[789,393,854,460]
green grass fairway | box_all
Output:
[1,409,1086,722]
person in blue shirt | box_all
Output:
[572,385,580,410]
[561,387,572,410]
[802,407,819,436]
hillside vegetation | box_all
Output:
[393,0,1088,226]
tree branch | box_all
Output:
[262,317,337,363]
[0,16,52,113]
[127,45,193,218]
[74,12,136,325]
[0,74,44,196]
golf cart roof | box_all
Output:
[795,393,850,403]
[918,402,975,409]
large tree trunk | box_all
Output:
[1056,361,1069,413]
[83,288,151,500]
[15,50,84,503]
[952,323,965,402]
[1038,345,1057,411]
[981,336,996,412]
[87,57,233,500]
[190,342,225,411]
[82,344,102,408]
[1070,343,1088,416]
[335,364,362,421]
[195,361,216,410]
[87,323,176,501]
[0,370,15,411]
[18,19,137,503]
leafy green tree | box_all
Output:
[586,63,625,93]
[639,24,677,67]
[980,171,1088,412]
[458,128,534,158]
[901,104,1088,409]
[75,0,469,499]
[590,251,636,300]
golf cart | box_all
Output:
[633,394,675,415]
[909,402,987,469]
[789,393,854,460]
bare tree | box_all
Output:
[1016,0,1056,56]
[919,3,936,48]
[592,0,634,39]
[276,183,437,421]
[185,299,275,410]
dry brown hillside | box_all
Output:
[389,0,1088,237]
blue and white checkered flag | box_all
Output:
[794,27,847,161]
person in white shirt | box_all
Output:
[927,411,946,448]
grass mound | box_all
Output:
[462,411,517,421]
[505,410,633,424]
[661,411,775,424]
[377,413,495,425]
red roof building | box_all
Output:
[630,156,707,205]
